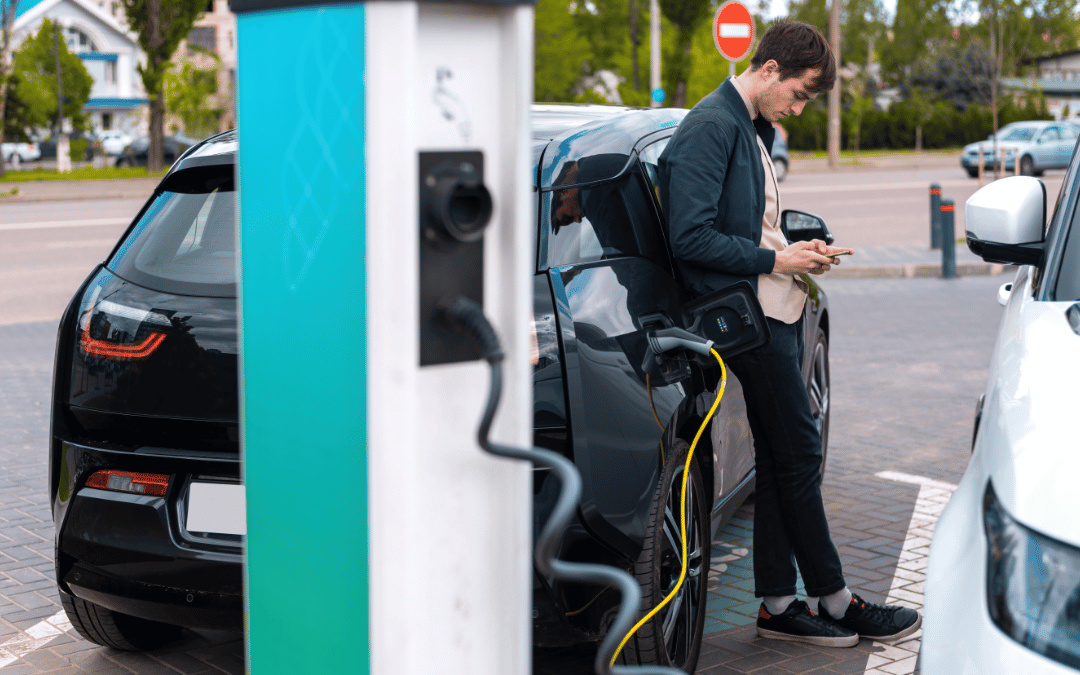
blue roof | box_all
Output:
[15,0,47,19]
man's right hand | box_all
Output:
[773,240,839,275]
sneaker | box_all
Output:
[818,593,922,642]
[756,599,859,648]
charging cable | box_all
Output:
[440,297,684,675]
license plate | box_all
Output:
[186,482,246,536]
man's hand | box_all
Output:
[773,240,855,275]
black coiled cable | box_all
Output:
[440,297,684,675]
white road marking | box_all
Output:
[0,217,130,232]
[783,179,972,194]
[0,610,73,669]
[863,471,958,675]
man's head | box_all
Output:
[741,21,836,123]
[551,161,584,230]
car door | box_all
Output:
[1056,124,1079,169]
[541,135,694,557]
[1034,125,1061,169]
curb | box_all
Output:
[828,261,1006,279]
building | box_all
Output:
[1003,49,1080,121]
[177,0,237,133]
[13,0,147,134]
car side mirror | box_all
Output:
[781,210,834,246]
[965,176,1046,266]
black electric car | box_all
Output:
[49,111,832,667]
[50,131,241,650]
[528,105,831,672]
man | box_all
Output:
[658,21,921,647]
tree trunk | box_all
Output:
[672,33,693,108]
[915,125,922,152]
[0,78,8,178]
[630,0,640,92]
[147,0,164,172]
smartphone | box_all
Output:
[825,251,852,258]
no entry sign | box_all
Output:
[713,0,754,62]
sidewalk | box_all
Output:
[0,177,159,202]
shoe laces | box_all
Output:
[850,596,894,624]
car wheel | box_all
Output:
[60,590,182,651]
[116,157,129,168]
[8,153,20,169]
[617,438,706,672]
[773,157,788,182]
[1020,155,1034,176]
[966,167,979,178]
[807,327,830,474]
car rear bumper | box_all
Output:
[54,440,243,630]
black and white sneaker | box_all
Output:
[756,599,859,648]
[818,593,921,643]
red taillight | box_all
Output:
[85,470,170,497]
[80,326,167,359]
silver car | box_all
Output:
[961,120,1080,177]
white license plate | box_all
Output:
[186,482,246,536]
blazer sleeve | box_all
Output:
[664,119,776,276]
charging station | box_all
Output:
[232,2,535,673]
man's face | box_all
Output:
[757,65,822,123]
[552,186,584,229]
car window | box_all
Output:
[1049,153,1080,301]
[1001,127,1037,142]
[108,165,237,297]
[1041,127,1060,142]
[639,137,670,210]
[544,154,668,270]
[1061,125,1079,142]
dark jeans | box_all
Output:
[729,317,846,598]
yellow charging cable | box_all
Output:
[611,348,727,667]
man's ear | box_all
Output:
[759,59,780,79]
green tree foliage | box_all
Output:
[658,0,710,107]
[163,56,223,139]
[2,71,31,141]
[118,0,205,170]
[535,0,590,101]
[880,0,952,81]
[12,19,93,131]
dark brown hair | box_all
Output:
[749,21,836,94]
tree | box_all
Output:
[118,0,204,171]
[535,0,590,101]
[657,0,710,107]
[881,0,952,81]
[164,56,224,139]
[11,19,93,130]
[0,0,19,176]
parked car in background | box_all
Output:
[924,135,1080,673]
[95,129,135,157]
[771,123,790,181]
[35,132,102,162]
[1,141,41,166]
[115,134,201,167]
[960,120,1080,177]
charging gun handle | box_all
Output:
[640,327,715,376]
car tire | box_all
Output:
[7,153,20,169]
[60,590,182,651]
[616,438,707,673]
[116,157,129,168]
[773,157,788,182]
[807,326,830,474]
[966,167,979,178]
[1020,155,1034,176]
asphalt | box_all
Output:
[0,156,1005,281]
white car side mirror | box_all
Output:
[965,176,1046,266]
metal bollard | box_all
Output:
[930,183,942,249]
[941,198,956,279]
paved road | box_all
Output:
[536,273,1006,675]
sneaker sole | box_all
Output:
[862,613,922,643]
[756,626,859,648]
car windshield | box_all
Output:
[1000,127,1037,141]
[108,165,237,297]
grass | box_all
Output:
[788,146,964,160]
[0,166,167,182]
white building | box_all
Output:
[1004,49,1080,121]
[13,0,147,134]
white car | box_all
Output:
[923,154,1080,670]
[2,141,41,165]
[95,129,134,157]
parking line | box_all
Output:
[865,471,958,675]
[0,610,73,669]
[0,217,130,232]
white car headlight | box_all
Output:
[984,482,1080,669]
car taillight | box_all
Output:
[78,297,172,360]
[85,470,170,496]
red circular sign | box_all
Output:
[713,1,754,62]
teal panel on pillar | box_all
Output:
[236,5,367,673]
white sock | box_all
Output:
[821,587,853,617]
[763,594,798,615]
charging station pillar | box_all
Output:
[233,2,535,673]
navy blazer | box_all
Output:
[658,80,777,297]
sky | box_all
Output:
[761,0,899,22]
